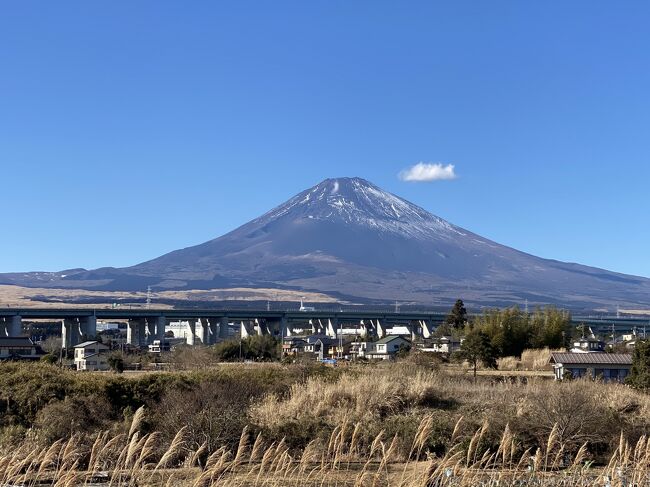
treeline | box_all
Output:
[471,306,571,357]
[212,335,280,361]
[446,306,573,374]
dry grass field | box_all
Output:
[3,361,650,486]
[2,410,647,486]
[0,284,337,308]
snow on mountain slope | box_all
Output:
[253,178,466,240]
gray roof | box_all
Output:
[550,352,632,365]
[375,335,411,345]
[74,341,108,349]
[0,337,33,347]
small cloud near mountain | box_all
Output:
[399,162,457,182]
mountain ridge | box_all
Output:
[1,177,649,311]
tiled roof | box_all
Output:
[550,352,632,365]
[0,337,33,347]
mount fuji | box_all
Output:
[3,177,649,310]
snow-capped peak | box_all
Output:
[254,177,466,240]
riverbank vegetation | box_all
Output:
[1,360,650,485]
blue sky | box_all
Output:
[1,1,649,277]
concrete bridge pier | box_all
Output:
[281,317,291,338]
[218,317,229,340]
[146,319,157,344]
[127,319,146,347]
[198,318,214,344]
[7,315,22,337]
[410,323,420,341]
[199,319,210,345]
[186,320,196,346]
[326,318,338,338]
[373,319,386,338]
[79,316,96,340]
[252,318,266,336]
[419,319,434,339]
[155,316,167,342]
[62,318,81,348]
[313,319,326,335]
[240,320,252,339]
[359,320,368,338]
[208,319,218,343]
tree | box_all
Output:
[107,353,125,373]
[459,328,497,378]
[446,299,468,329]
[529,307,572,349]
[627,339,650,390]
[213,335,280,362]
[40,336,62,356]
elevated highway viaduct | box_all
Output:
[0,308,648,348]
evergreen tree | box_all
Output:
[459,328,497,379]
[446,299,468,329]
[627,339,650,390]
[107,353,125,373]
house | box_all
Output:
[571,337,605,353]
[349,340,375,359]
[365,336,411,360]
[417,336,463,354]
[302,334,336,353]
[74,340,110,371]
[148,337,185,353]
[326,338,354,360]
[282,337,308,356]
[0,337,40,360]
[549,352,632,382]
[314,338,337,361]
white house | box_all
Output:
[365,336,411,360]
[74,341,110,371]
[417,336,463,354]
[570,337,605,353]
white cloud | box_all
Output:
[398,162,457,182]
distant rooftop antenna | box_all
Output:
[146,286,152,309]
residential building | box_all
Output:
[0,337,40,360]
[74,340,110,371]
[302,334,336,354]
[148,340,167,353]
[349,340,375,359]
[571,337,606,353]
[327,338,354,360]
[282,337,307,356]
[417,336,463,354]
[550,352,632,382]
[365,336,411,360]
